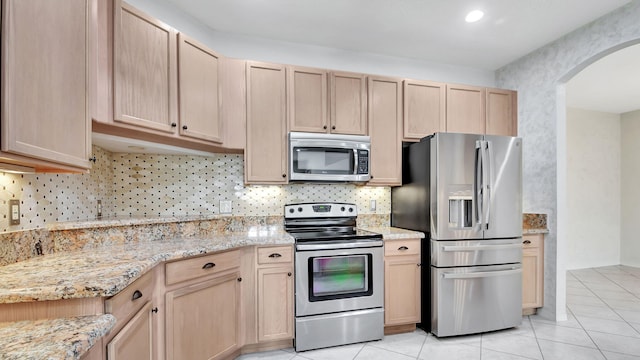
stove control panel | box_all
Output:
[285,203,357,218]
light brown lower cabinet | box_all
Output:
[384,239,421,334]
[106,301,153,359]
[164,250,242,360]
[256,246,294,343]
[522,234,544,315]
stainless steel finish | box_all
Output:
[285,202,357,219]
[431,264,523,337]
[295,308,384,352]
[296,239,383,251]
[295,245,384,317]
[287,202,384,351]
[431,133,522,241]
[482,134,523,239]
[431,238,522,267]
[288,132,371,182]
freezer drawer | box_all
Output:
[431,264,522,337]
[431,238,522,267]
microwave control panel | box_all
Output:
[357,150,369,174]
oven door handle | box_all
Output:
[441,244,522,252]
[296,240,384,251]
[442,268,522,279]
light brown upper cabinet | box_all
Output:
[446,84,485,135]
[368,76,402,186]
[245,62,288,184]
[1,0,92,172]
[486,88,517,136]
[113,0,178,133]
[330,72,368,135]
[402,80,446,141]
[287,66,328,133]
[178,33,222,144]
[93,0,240,153]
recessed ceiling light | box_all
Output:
[465,10,484,23]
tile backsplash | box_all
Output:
[0,146,390,233]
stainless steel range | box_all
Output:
[285,202,384,352]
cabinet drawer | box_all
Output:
[257,246,293,265]
[385,239,421,257]
[105,270,153,328]
[166,250,240,286]
[522,235,543,249]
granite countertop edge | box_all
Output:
[0,314,116,360]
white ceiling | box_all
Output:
[163,0,630,71]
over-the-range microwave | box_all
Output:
[288,132,371,182]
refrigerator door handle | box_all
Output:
[474,140,483,229]
[441,244,523,252]
[484,140,494,230]
[442,268,522,280]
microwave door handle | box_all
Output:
[353,149,358,174]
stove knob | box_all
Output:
[298,207,303,212]
[348,207,354,213]
[341,206,346,212]
[289,208,294,214]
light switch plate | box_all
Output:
[220,200,232,214]
[370,199,376,212]
[9,199,20,225]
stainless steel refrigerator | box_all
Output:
[391,132,523,337]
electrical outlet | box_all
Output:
[220,200,232,214]
[370,199,377,212]
[9,199,20,225]
[97,200,102,218]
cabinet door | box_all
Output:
[165,272,240,360]
[403,80,446,141]
[522,235,544,310]
[288,66,328,133]
[246,62,288,184]
[1,0,91,169]
[330,72,367,135]
[107,301,153,360]
[178,33,222,143]
[384,255,421,325]
[368,76,402,186]
[446,84,485,135]
[113,0,177,133]
[258,267,294,342]
[486,88,517,136]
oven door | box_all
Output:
[295,244,383,317]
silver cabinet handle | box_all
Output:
[443,268,521,279]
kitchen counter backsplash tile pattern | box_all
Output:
[0,146,390,233]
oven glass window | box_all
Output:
[293,148,354,174]
[309,254,372,301]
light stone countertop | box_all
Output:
[363,226,426,240]
[0,225,416,360]
[0,314,115,360]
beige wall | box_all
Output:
[566,108,621,269]
[621,109,640,267]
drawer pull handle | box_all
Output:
[132,290,143,301]
[269,253,282,258]
[523,240,531,245]
[398,246,409,251]
[202,262,216,269]
[288,272,292,277]
[152,307,158,314]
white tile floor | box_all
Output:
[237,265,640,360]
